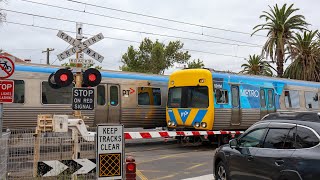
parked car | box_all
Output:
[213,112,320,180]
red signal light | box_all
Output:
[83,68,101,87]
[127,163,136,172]
[60,74,68,82]
[89,73,96,81]
[48,69,74,89]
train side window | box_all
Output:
[231,86,239,107]
[13,80,25,103]
[97,85,106,105]
[260,89,266,108]
[268,89,274,107]
[215,89,228,104]
[138,87,161,106]
[110,86,118,106]
[284,90,300,108]
[41,82,73,104]
[304,91,318,109]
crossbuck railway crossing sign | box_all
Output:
[96,124,124,179]
[56,30,105,63]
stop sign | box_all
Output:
[0,80,14,103]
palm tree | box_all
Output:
[252,3,309,77]
[240,54,273,76]
[283,30,320,82]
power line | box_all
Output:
[50,45,69,65]
[3,20,252,61]
[3,9,261,48]
[17,0,262,46]
[2,20,140,43]
[61,0,266,37]
[183,48,247,59]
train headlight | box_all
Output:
[168,121,172,126]
[199,79,205,83]
[172,122,176,126]
[195,122,200,128]
[171,81,174,85]
[201,122,207,128]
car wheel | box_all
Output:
[215,161,229,180]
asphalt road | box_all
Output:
[125,140,217,180]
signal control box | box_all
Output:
[53,115,69,133]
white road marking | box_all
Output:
[181,174,215,180]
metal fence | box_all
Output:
[6,130,97,180]
[1,131,10,180]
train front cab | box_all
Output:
[166,69,214,131]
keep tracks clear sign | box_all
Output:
[96,124,124,180]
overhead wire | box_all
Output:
[61,0,266,37]
[17,0,262,46]
[3,9,262,48]
[3,20,252,61]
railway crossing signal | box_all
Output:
[82,68,101,87]
[52,23,104,114]
[48,24,104,180]
[48,68,101,89]
[48,68,74,89]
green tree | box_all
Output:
[284,30,320,81]
[187,59,205,68]
[120,38,191,74]
[252,3,309,77]
[239,54,273,76]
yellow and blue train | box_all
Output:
[166,68,320,132]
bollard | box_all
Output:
[126,155,136,180]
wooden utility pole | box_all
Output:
[42,48,55,65]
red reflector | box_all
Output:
[89,74,96,81]
[60,74,68,81]
[127,163,136,171]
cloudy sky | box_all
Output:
[0,0,319,75]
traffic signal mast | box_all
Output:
[48,23,103,118]
[33,23,104,179]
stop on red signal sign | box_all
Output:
[0,80,14,103]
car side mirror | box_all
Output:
[229,139,238,149]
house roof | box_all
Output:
[0,52,26,63]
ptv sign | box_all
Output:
[0,80,14,103]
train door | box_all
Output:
[231,85,241,125]
[266,89,275,113]
[107,84,121,123]
[95,84,108,125]
[260,88,275,119]
[94,84,121,125]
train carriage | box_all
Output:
[2,62,169,129]
[166,68,320,131]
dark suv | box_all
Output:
[213,112,320,180]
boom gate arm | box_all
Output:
[52,115,96,141]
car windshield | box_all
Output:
[167,86,209,108]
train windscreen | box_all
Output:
[167,86,209,108]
